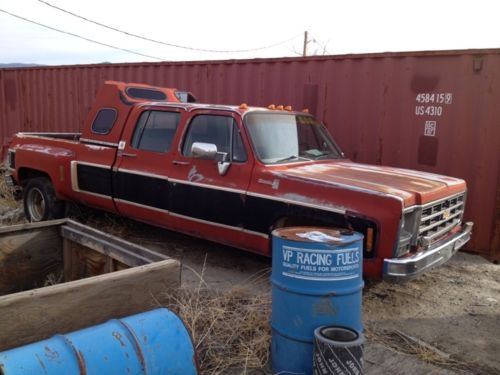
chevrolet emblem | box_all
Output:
[442,209,452,220]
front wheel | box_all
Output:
[23,178,65,222]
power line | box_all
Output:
[37,0,300,53]
[0,8,165,60]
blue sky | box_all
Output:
[1,0,499,65]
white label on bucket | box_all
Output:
[281,245,360,281]
[296,231,341,242]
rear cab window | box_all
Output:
[182,114,247,162]
[91,108,117,135]
[131,110,180,153]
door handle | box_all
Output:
[121,152,137,158]
[172,160,190,166]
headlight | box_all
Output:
[394,208,421,257]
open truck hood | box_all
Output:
[278,161,466,207]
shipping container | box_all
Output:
[1,49,499,260]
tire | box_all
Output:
[23,178,65,222]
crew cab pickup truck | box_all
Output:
[6,81,473,279]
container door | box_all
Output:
[167,110,254,246]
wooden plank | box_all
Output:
[0,219,67,234]
[63,220,169,262]
[0,259,180,351]
[0,227,62,295]
[60,225,149,267]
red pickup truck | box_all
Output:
[6,81,472,279]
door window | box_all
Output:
[131,110,180,153]
[182,115,247,162]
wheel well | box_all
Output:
[18,168,51,186]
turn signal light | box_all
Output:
[366,227,374,252]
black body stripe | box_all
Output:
[77,164,112,196]
[114,171,170,210]
[76,165,375,257]
[169,183,244,227]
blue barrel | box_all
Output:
[0,308,197,375]
[271,227,364,375]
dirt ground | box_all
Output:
[67,212,499,375]
[1,202,499,374]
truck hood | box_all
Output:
[277,161,466,206]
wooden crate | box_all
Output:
[0,219,180,351]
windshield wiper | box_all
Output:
[275,155,309,163]
[315,152,341,160]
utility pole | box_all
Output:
[303,31,308,57]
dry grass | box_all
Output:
[0,166,24,225]
[67,203,130,237]
[166,262,272,374]
[365,326,477,374]
[42,270,64,287]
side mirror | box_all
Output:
[191,142,217,159]
[191,142,231,176]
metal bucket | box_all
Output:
[271,227,364,375]
[0,308,197,374]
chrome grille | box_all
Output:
[419,194,465,243]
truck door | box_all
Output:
[167,110,254,245]
[112,106,184,224]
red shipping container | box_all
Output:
[1,49,498,260]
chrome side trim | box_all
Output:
[247,191,346,214]
[80,138,119,147]
[169,178,246,195]
[168,211,269,239]
[114,198,169,213]
[384,221,473,281]
[116,168,169,181]
[74,161,111,169]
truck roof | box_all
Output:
[135,101,310,117]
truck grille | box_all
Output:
[419,193,465,244]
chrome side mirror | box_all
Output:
[191,142,231,176]
[191,142,217,159]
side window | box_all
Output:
[92,108,117,134]
[182,115,247,162]
[131,110,180,153]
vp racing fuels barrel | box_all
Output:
[271,227,364,375]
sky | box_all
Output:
[0,0,499,66]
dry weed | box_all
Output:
[42,270,64,287]
[365,326,478,374]
[167,262,272,374]
[0,166,24,225]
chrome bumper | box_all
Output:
[383,222,473,281]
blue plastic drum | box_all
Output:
[271,227,364,375]
[0,308,197,375]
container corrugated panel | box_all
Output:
[1,49,499,260]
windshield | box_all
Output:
[244,113,343,164]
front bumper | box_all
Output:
[383,221,473,281]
